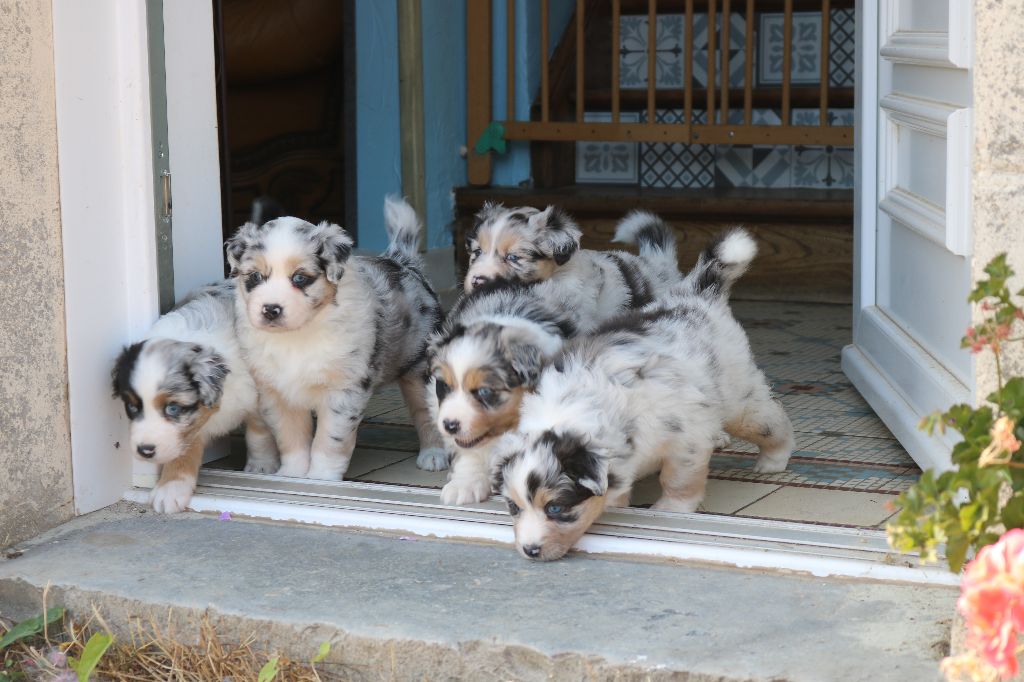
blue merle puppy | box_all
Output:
[225,197,448,480]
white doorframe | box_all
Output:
[53,0,161,513]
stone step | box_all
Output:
[0,503,956,682]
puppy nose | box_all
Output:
[262,303,283,321]
[443,419,461,435]
[136,444,156,459]
[522,544,542,558]
[470,275,489,289]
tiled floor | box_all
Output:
[207,302,919,529]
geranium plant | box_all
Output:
[887,254,1024,573]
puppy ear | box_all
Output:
[314,221,355,283]
[187,345,230,407]
[528,206,582,266]
[471,201,504,239]
[547,431,608,497]
[225,222,262,278]
[489,433,525,492]
[111,341,145,398]
[499,325,563,389]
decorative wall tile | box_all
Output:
[829,9,855,87]
[791,108,855,126]
[620,14,685,89]
[620,13,749,90]
[792,145,854,188]
[726,108,782,126]
[715,145,792,188]
[575,112,640,184]
[640,109,714,188]
[758,12,822,85]
[758,9,856,87]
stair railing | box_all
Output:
[466,0,854,186]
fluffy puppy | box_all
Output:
[464,205,680,332]
[428,280,578,505]
[111,281,278,513]
[226,197,447,480]
[492,229,795,561]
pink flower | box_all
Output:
[959,529,1024,678]
[996,325,1012,341]
[982,302,995,312]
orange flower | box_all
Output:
[959,529,1024,678]
[979,418,1022,468]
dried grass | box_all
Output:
[1,589,350,681]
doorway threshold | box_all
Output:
[125,469,955,586]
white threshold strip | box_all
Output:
[123,469,959,587]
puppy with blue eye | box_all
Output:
[226,196,448,481]
[492,229,795,561]
[111,281,279,513]
[464,205,681,333]
[427,279,579,505]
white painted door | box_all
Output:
[843,0,973,472]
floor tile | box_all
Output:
[630,476,781,514]
[736,487,897,526]
[352,455,448,489]
[346,447,419,479]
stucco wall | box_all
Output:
[972,1,1024,400]
[0,0,74,547]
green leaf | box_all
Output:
[258,656,280,682]
[68,632,112,682]
[1003,495,1024,530]
[473,122,507,155]
[0,607,64,651]
[946,534,970,573]
[312,641,331,664]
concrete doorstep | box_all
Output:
[0,503,956,681]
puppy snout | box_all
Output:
[522,544,542,559]
[136,444,156,459]
[261,303,283,321]
[442,418,461,435]
[470,275,490,289]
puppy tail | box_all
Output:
[683,228,757,300]
[612,210,679,283]
[383,195,423,264]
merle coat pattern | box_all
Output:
[226,197,447,480]
[492,229,795,560]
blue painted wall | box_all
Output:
[489,0,574,186]
[355,1,402,251]
[355,0,570,250]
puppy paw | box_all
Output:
[243,458,279,474]
[150,479,195,514]
[650,496,699,514]
[712,431,732,450]
[275,459,310,478]
[753,454,790,474]
[416,447,451,472]
[440,478,491,505]
[305,462,347,481]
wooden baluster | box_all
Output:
[782,0,792,125]
[721,0,730,124]
[820,0,830,127]
[541,0,550,122]
[744,0,753,125]
[466,0,492,185]
[507,0,515,121]
[577,0,585,122]
[612,0,621,123]
[647,0,657,123]
[707,0,716,123]
[685,0,693,134]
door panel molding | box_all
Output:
[879,0,971,69]
[844,306,968,471]
[878,94,971,256]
